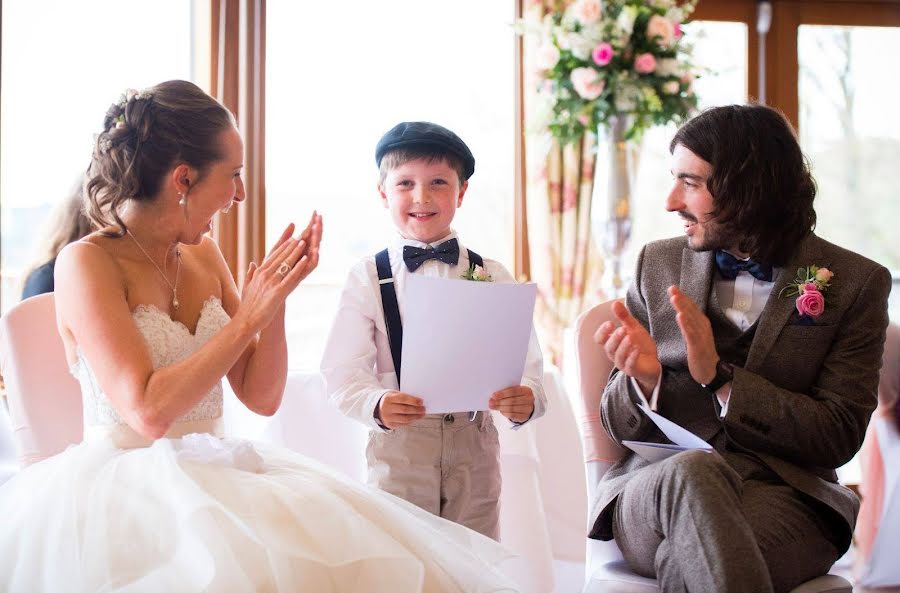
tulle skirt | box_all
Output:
[0,433,522,593]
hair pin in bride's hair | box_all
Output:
[97,135,112,153]
[118,88,154,108]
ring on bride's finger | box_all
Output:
[276,262,292,277]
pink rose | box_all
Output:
[815,268,833,283]
[592,42,614,66]
[673,22,683,39]
[577,113,590,126]
[646,14,675,46]
[634,53,657,74]
[571,0,601,25]
[570,67,605,100]
[796,290,825,318]
[803,282,819,293]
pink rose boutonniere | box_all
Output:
[461,264,493,282]
[779,265,833,320]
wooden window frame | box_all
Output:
[765,1,900,127]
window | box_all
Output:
[616,20,750,281]
[0,0,200,312]
[763,0,900,320]
[799,24,900,272]
[267,1,516,370]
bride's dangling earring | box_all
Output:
[178,191,187,207]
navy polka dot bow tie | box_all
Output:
[714,250,774,282]
[402,238,460,272]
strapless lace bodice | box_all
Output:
[74,297,232,429]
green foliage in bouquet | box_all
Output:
[518,0,701,145]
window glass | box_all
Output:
[267,1,516,369]
[1,0,195,311]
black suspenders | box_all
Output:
[375,247,483,383]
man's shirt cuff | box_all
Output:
[630,375,661,410]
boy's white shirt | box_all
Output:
[320,229,547,433]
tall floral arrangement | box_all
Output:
[520,0,701,145]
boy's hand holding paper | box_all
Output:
[488,385,535,423]
[378,392,426,429]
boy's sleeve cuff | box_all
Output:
[366,390,394,432]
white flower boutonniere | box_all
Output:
[461,264,493,282]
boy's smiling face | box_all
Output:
[379,157,468,244]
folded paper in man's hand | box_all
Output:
[621,403,712,463]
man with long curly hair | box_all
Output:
[591,104,892,593]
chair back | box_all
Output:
[573,299,627,467]
[0,293,82,466]
[855,322,900,586]
[573,299,632,582]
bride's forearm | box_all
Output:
[236,308,288,415]
[128,315,257,437]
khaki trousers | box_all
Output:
[366,411,501,540]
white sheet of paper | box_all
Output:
[638,402,713,450]
[621,440,704,463]
[400,274,537,414]
[619,403,712,463]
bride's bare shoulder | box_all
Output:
[56,235,127,290]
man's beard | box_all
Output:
[686,218,733,253]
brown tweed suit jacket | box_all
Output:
[588,233,892,551]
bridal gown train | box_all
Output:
[0,298,521,593]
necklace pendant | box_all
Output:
[173,296,180,310]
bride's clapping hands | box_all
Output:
[237,212,322,331]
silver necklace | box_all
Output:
[126,229,182,310]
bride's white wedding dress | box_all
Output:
[0,298,520,593]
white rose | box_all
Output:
[614,82,640,111]
[662,80,681,94]
[617,6,637,37]
[536,42,560,71]
[570,67,605,100]
[646,14,675,46]
[569,0,602,26]
[554,27,571,50]
[666,7,685,23]
[567,33,596,60]
[655,58,680,77]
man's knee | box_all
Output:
[661,450,738,490]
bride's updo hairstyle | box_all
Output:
[86,80,235,236]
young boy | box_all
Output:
[320,121,546,540]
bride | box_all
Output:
[0,80,520,593]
